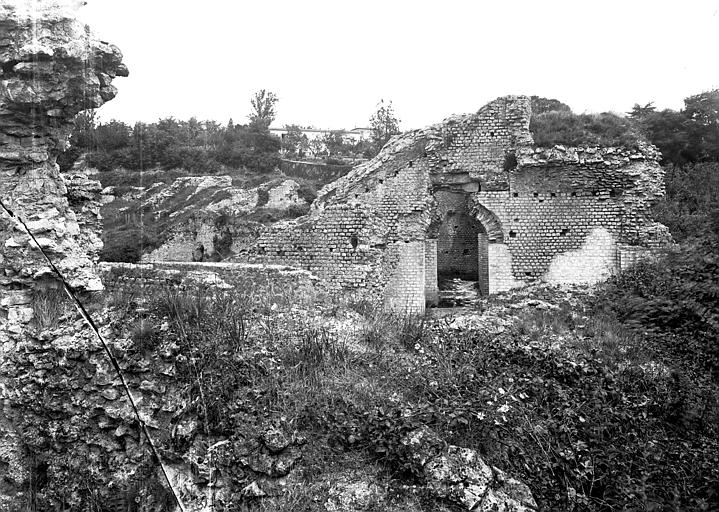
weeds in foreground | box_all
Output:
[101,278,719,512]
[359,307,429,353]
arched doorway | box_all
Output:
[432,190,489,306]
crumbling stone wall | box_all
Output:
[0,1,129,508]
[99,261,322,298]
[247,96,670,312]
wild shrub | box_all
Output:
[592,246,719,378]
[653,162,719,242]
[281,326,350,388]
[31,286,70,330]
[130,318,158,352]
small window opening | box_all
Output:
[509,230,517,238]
[513,192,519,197]
[533,192,539,197]
[408,161,413,168]
[349,235,358,249]
[550,192,557,197]
[571,191,577,197]
[560,228,570,237]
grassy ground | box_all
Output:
[108,270,719,511]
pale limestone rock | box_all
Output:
[401,427,537,511]
[0,0,126,507]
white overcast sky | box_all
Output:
[79,0,719,130]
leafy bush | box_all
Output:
[653,162,719,242]
[592,248,719,379]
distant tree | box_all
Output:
[58,110,98,170]
[309,137,325,158]
[94,120,131,151]
[281,124,309,157]
[683,89,719,126]
[249,89,278,133]
[203,120,222,149]
[186,117,202,146]
[627,102,656,119]
[369,99,401,154]
[641,110,694,164]
[70,110,98,149]
[530,96,572,115]
[322,131,348,157]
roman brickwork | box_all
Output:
[244,96,670,312]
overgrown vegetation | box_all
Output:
[530,109,645,148]
[110,276,719,511]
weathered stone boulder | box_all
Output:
[402,426,537,511]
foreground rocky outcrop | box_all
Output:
[0,0,127,508]
[402,427,536,511]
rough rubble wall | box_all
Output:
[247,96,669,309]
[100,261,321,298]
[0,1,128,508]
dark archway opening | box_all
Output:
[433,190,488,307]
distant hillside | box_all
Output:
[95,164,330,263]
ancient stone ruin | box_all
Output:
[0,1,670,509]
[249,96,670,312]
[0,0,127,507]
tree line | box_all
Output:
[59,90,282,174]
[59,91,402,173]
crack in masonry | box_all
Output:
[0,197,188,512]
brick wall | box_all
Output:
[383,241,426,314]
[424,239,439,305]
[434,190,484,280]
[238,96,669,311]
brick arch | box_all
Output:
[472,203,504,243]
